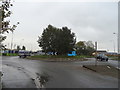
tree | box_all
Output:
[75,41,95,55]
[0,0,19,43]
[17,45,21,51]
[85,41,95,55]
[85,41,94,48]
[22,46,26,50]
[75,41,86,55]
[38,25,76,55]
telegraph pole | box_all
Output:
[95,42,97,66]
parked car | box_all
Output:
[96,54,108,61]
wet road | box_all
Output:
[2,56,119,88]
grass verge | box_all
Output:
[109,56,120,60]
[27,55,91,62]
[1,53,18,56]
[83,65,120,79]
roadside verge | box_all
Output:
[83,65,120,79]
[26,55,90,62]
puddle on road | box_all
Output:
[36,72,50,87]
[17,67,24,70]
[3,64,50,88]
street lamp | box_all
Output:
[113,33,118,52]
[10,32,13,50]
[10,22,19,50]
[118,2,120,59]
[110,40,115,53]
[113,32,120,58]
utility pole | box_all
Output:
[110,40,115,53]
[118,30,120,59]
[113,33,117,52]
[10,22,19,50]
[113,32,119,58]
[95,41,97,66]
[118,2,120,59]
[10,32,13,50]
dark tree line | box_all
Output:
[38,25,76,55]
[38,25,95,56]
[75,41,95,55]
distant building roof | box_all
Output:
[97,50,107,53]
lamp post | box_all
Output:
[110,40,115,53]
[113,33,118,52]
[118,31,120,59]
[95,41,97,66]
[118,2,120,59]
[10,32,13,50]
[10,22,19,50]
[113,32,119,59]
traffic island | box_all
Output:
[26,55,89,62]
[27,57,88,62]
[83,65,120,79]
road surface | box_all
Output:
[1,56,119,88]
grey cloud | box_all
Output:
[4,2,118,52]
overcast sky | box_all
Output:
[3,0,118,52]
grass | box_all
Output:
[30,55,94,59]
[27,55,93,62]
[83,65,120,78]
[109,56,120,60]
[1,53,18,56]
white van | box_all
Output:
[18,50,31,58]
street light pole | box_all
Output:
[113,33,118,52]
[113,32,119,58]
[10,32,13,50]
[118,32,120,59]
[110,40,115,53]
[95,41,97,66]
[10,22,19,51]
[113,41,115,53]
[118,2,120,59]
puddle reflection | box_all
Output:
[36,72,50,87]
